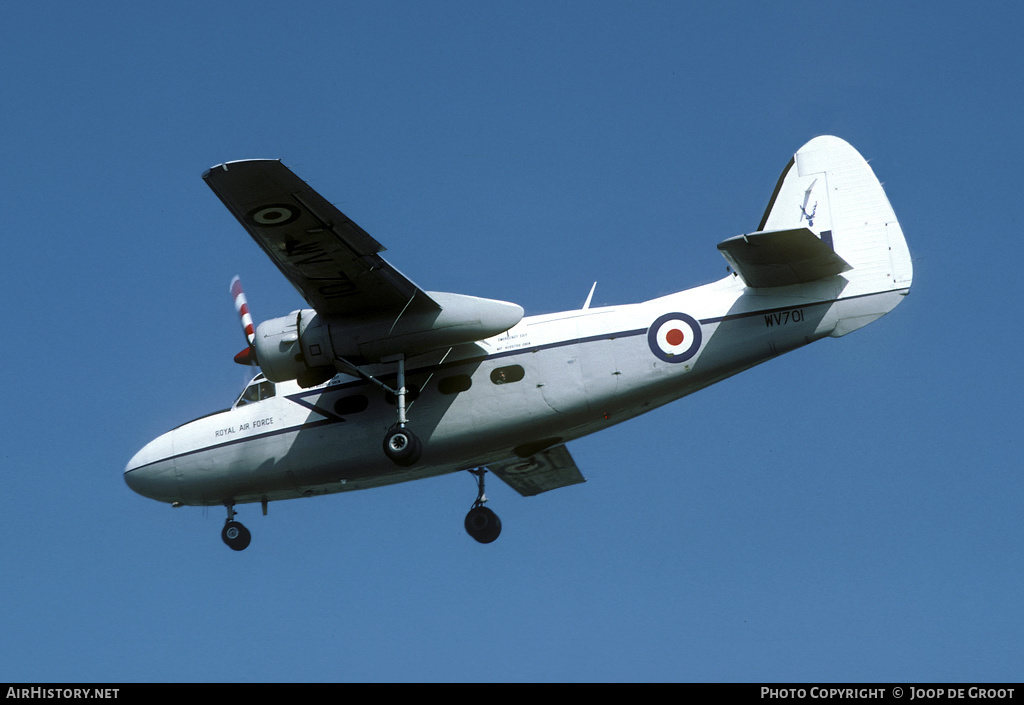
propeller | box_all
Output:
[230,275,258,366]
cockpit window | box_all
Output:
[235,378,276,407]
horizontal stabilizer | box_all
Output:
[717,227,852,288]
[489,444,585,497]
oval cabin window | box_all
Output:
[490,365,525,385]
[334,394,369,415]
[438,375,473,394]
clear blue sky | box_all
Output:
[2,2,1020,683]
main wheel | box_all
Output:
[383,425,422,466]
[464,505,502,544]
[221,521,251,551]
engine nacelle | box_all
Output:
[251,310,326,386]
[253,293,524,386]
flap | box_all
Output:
[489,444,586,497]
[717,227,852,288]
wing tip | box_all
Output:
[202,159,282,180]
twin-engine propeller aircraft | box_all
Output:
[125,136,912,550]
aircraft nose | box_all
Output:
[124,433,180,504]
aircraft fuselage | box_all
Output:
[124,273,904,507]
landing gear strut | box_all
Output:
[381,355,422,466]
[464,468,502,544]
[221,503,251,551]
[336,353,423,467]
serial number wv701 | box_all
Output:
[764,308,805,327]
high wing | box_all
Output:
[489,445,586,497]
[717,227,852,289]
[203,160,440,319]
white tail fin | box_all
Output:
[759,136,913,335]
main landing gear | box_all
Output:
[383,424,422,466]
[336,353,423,467]
[464,468,502,544]
[221,503,251,551]
[380,355,422,466]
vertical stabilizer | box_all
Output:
[759,136,913,335]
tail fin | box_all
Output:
[727,136,912,336]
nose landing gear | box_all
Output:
[464,468,502,544]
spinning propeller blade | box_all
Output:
[230,275,258,366]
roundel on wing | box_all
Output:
[246,204,300,227]
[647,312,702,363]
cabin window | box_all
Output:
[334,394,369,416]
[236,379,275,407]
[438,374,472,394]
[490,365,525,385]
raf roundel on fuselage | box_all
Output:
[647,312,703,362]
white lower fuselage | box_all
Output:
[124,274,906,508]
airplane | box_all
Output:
[124,136,913,550]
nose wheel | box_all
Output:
[221,504,251,551]
[464,468,502,544]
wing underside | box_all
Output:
[203,159,439,318]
